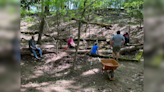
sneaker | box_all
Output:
[40,56,44,59]
[36,57,40,60]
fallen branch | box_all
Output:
[120,46,143,54]
[21,48,56,55]
[65,45,143,54]
[71,18,112,28]
[87,53,139,62]
[126,43,143,46]
[21,31,39,35]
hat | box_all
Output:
[70,35,74,38]
[126,31,128,33]
[94,42,97,45]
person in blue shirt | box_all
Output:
[90,42,99,56]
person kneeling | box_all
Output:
[67,35,77,49]
[89,42,99,57]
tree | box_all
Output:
[21,0,40,10]
[45,0,50,14]
[50,0,67,54]
[37,0,45,44]
[70,0,105,72]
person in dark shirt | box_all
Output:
[123,31,129,45]
[29,36,43,59]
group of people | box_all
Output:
[29,31,129,62]
[89,31,129,61]
[28,35,77,60]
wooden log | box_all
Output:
[21,45,56,49]
[126,43,143,46]
[21,31,39,35]
[65,45,143,54]
[87,53,139,62]
[21,36,107,41]
[120,46,143,54]
[21,48,56,55]
[71,18,112,28]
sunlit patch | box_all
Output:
[45,52,68,64]
[81,68,99,76]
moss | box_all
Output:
[134,50,143,61]
[151,54,163,67]
[98,55,138,62]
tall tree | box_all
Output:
[45,0,50,14]
[37,0,45,44]
[71,0,105,72]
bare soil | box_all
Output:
[21,51,144,92]
[21,10,144,92]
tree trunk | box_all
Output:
[44,0,50,14]
[56,10,60,55]
[72,20,81,72]
[128,17,131,43]
[140,19,142,28]
[71,0,87,72]
[37,0,44,44]
[45,6,49,14]
[28,6,30,11]
[37,17,45,44]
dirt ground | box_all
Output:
[21,51,144,92]
[21,10,144,92]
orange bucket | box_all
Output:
[64,47,69,50]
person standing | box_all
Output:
[110,31,125,61]
[123,31,129,45]
[29,36,43,59]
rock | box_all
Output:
[140,76,144,79]
[140,79,143,82]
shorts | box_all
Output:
[113,46,121,53]
[90,53,98,57]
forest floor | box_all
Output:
[21,10,144,92]
[21,51,144,92]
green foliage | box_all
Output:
[93,86,95,88]
[21,8,35,17]
[26,17,35,22]
[108,20,111,23]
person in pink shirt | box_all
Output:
[67,35,76,48]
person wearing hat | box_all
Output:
[123,31,129,45]
[89,42,99,56]
[67,35,76,48]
